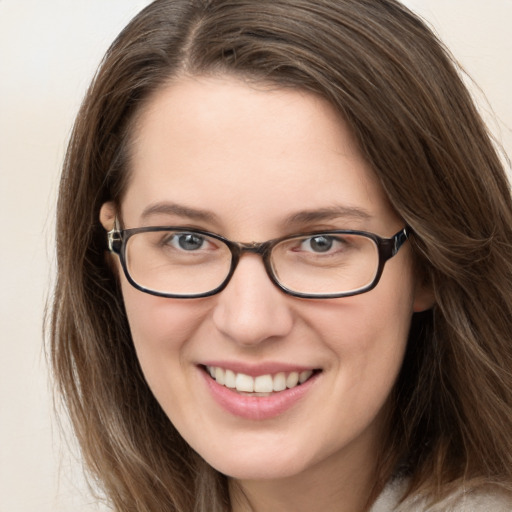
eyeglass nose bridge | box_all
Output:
[230,238,276,257]
[238,240,270,252]
[222,239,279,291]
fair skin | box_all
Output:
[101,75,432,512]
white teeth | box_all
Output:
[286,371,299,388]
[224,369,236,388]
[206,366,315,394]
[299,370,313,384]
[254,374,273,393]
[235,373,254,392]
[215,367,225,385]
[273,372,287,392]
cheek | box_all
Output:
[120,281,208,386]
[306,274,415,404]
[308,281,414,353]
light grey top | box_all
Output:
[370,478,512,512]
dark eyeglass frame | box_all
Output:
[107,225,409,299]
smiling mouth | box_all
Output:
[203,365,320,397]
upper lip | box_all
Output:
[200,360,319,377]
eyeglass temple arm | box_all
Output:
[393,227,409,254]
[107,217,122,254]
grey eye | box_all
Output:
[175,233,206,251]
[307,235,334,253]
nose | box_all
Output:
[212,253,294,346]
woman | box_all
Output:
[50,0,512,510]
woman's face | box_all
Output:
[101,76,431,484]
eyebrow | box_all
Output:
[283,206,372,227]
[140,201,371,229]
[140,202,220,224]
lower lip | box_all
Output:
[200,368,320,420]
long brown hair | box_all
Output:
[49,0,512,510]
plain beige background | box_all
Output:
[0,1,510,511]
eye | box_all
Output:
[166,233,208,251]
[300,235,340,253]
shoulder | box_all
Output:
[369,478,408,512]
[418,488,512,512]
[370,479,512,512]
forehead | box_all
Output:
[122,75,399,237]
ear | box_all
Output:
[412,281,435,312]
[99,201,122,277]
[100,201,117,231]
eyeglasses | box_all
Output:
[107,224,409,299]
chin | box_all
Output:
[212,459,306,481]
[198,441,315,481]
